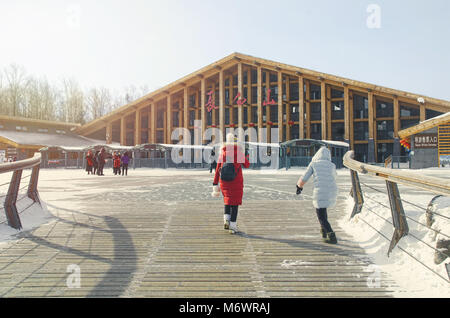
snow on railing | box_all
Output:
[0,153,42,230]
[343,150,450,283]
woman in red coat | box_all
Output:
[212,133,250,234]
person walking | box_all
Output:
[121,151,130,176]
[97,148,106,176]
[211,133,250,234]
[92,151,99,175]
[296,147,339,244]
[85,150,94,175]
[113,152,121,175]
[209,148,217,173]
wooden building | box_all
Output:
[75,52,450,163]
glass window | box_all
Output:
[376,100,393,118]
[207,111,212,125]
[353,95,368,119]
[262,72,266,83]
[251,69,257,84]
[172,112,179,127]
[377,143,393,163]
[354,144,368,163]
[270,73,277,83]
[290,83,299,101]
[401,118,419,129]
[189,95,195,107]
[426,109,444,120]
[141,116,148,129]
[310,84,321,100]
[225,89,230,105]
[243,87,248,100]
[331,101,345,120]
[243,72,248,85]
[376,120,394,140]
[310,102,321,121]
[270,105,278,122]
[331,123,345,141]
[189,110,195,126]
[233,108,238,125]
[244,107,248,123]
[225,79,230,87]
[311,123,322,140]
[270,85,278,102]
[233,75,238,86]
[400,104,419,117]
[291,124,299,140]
[290,104,299,121]
[225,108,230,125]
[354,122,369,141]
[252,106,258,123]
[251,87,257,103]
[331,89,344,99]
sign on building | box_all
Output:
[414,133,438,149]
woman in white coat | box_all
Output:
[296,147,338,244]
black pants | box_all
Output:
[122,164,128,176]
[316,208,333,233]
[210,162,217,173]
[224,205,239,222]
[98,163,104,175]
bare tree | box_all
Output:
[85,87,112,121]
[61,78,85,123]
[3,64,28,117]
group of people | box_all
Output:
[85,148,131,176]
[212,133,338,244]
[112,151,130,176]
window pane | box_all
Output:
[354,122,369,141]
[332,122,345,141]
[400,104,420,117]
[376,100,393,118]
[426,109,444,120]
[310,102,321,121]
[311,123,322,140]
[331,89,344,99]
[310,84,321,100]
[353,95,368,119]
[331,101,345,120]
[376,120,394,140]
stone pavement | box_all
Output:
[0,169,396,297]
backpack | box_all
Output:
[220,162,239,182]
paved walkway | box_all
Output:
[0,169,396,297]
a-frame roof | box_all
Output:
[77,52,450,135]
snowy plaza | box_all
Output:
[0,167,449,298]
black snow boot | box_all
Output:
[324,232,338,244]
[320,228,327,239]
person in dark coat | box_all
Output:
[92,151,99,175]
[85,150,94,175]
[121,152,130,176]
[209,148,217,173]
[97,148,106,176]
[212,133,250,234]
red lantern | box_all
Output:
[288,120,294,126]
[267,121,273,126]
[248,123,255,127]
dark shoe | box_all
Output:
[324,232,338,244]
[320,228,327,239]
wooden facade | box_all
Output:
[76,53,450,163]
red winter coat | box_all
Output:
[213,144,250,206]
[113,155,121,168]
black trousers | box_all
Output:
[316,208,333,233]
[224,205,239,222]
[122,164,128,176]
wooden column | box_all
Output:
[257,67,263,142]
[135,109,141,146]
[299,76,305,139]
[321,81,327,140]
[167,95,172,144]
[120,116,126,146]
[420,104,426,122]
[149,104,155,144]
[201,78,206,143]
[305,80,311,139]
[393,96,400,138]
[183,88,189,130]
[344,85,350,142]
[219,70,225,141]
[286,77,291,141]
[237,63,243,140]
[106,122,112,144]
[368,92,375,139]
[277,71,283,142]
[266,71,271,143]
[326,85,332,140]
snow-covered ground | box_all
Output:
[338,179,450,297]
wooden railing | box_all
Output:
[344,150,450,282]
[0,153,42,230]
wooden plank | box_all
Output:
[344,86,350,142]
[321,81,327,140]
[257,67,263,142]
[219,70,224,140]
[278,71,283,142]
[120,116,126,146]
[201,79,206,143]
[135,109,141,146]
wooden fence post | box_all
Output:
[4,170,23,230]
[27,165,41,205]
[386,181,409,256]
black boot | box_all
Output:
[320,228,327,239]
[324,232,338,244]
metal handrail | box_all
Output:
[0,153,42,174]
[343,151,450,196]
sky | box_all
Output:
[0,0,449,101]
